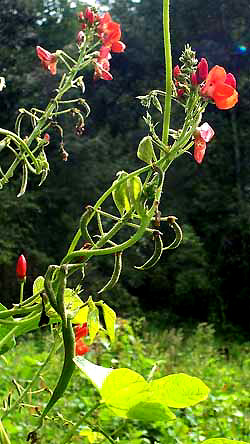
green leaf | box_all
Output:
[0,304,16,355]
[87,301,100,343]
[102,303,116,343]
[137,136,154,164]
[152,95,162,113]
[101,368,176,422]
[79,427,104,443]
[64,289,88,324]
[73,356,113,390]
[33,276,44,295]
[149,373,210,408]
[47,288,89,324]
[112,171,131,215]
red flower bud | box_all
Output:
[44,133,50,143]
[177,88,184,97]
[78,11,84,21]
[16,254,27,280]
[85,7,95,24]
[173,65,181,78]
[77,31,85,45]
[191,72,198,86]
[197,58,208,82]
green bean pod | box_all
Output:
[40,318,75,420]
[17,162,28,198]
[55,265,67,325]
[135,230,163,270]
[44,266,58,313]
[163,216,183,250]
[98,252,123,293]
[80,206,95,245]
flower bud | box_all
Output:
[16,254,27,281]
[44,133,50,143]
[173,65,181,78]
[191,72,198,86]
[77,31,85,45]
[85,7,95,24]
[197,58,208,82]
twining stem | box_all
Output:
[66,158,165,256]
[162,0,172,147]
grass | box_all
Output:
[0,321,250,443]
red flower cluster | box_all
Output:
[74,323,89,356]
[193,122,214,164]
[16,254,27,281]
[36,46,58,75]
[173,57,238,110]
[78,8,126,81]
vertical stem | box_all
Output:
[19,281,24,304]
[162,0,172,147]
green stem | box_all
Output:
[19,281,24,304]
[65,159,164,257]
[0,419,11,444]
[162,0,172,147]
[62,207,154,263]
[0,326,19,352]
[61,402,103,444]
[83,419,116,444]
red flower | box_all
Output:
[97,12,126,53]
[36,46,58,75]
[194,122,214,164]
[94,49,113,81]
[74,323,89,356]
[16,254,27,280]
[201,65,238,109]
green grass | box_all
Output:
[0,322,250,443]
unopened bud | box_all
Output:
[85,7,95,24]
[44,133,50,143]
[197,58,208,82]
[16,254,27,281]
[77,31,85,45]
[191,72,198,86]
[173,65,181,78]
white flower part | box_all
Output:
[198,122,215,143]
[0,77,6,92]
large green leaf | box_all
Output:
[149,373,210,408]
[100,368,176,422]
[102,303,116,343]
[0,303,16,354]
